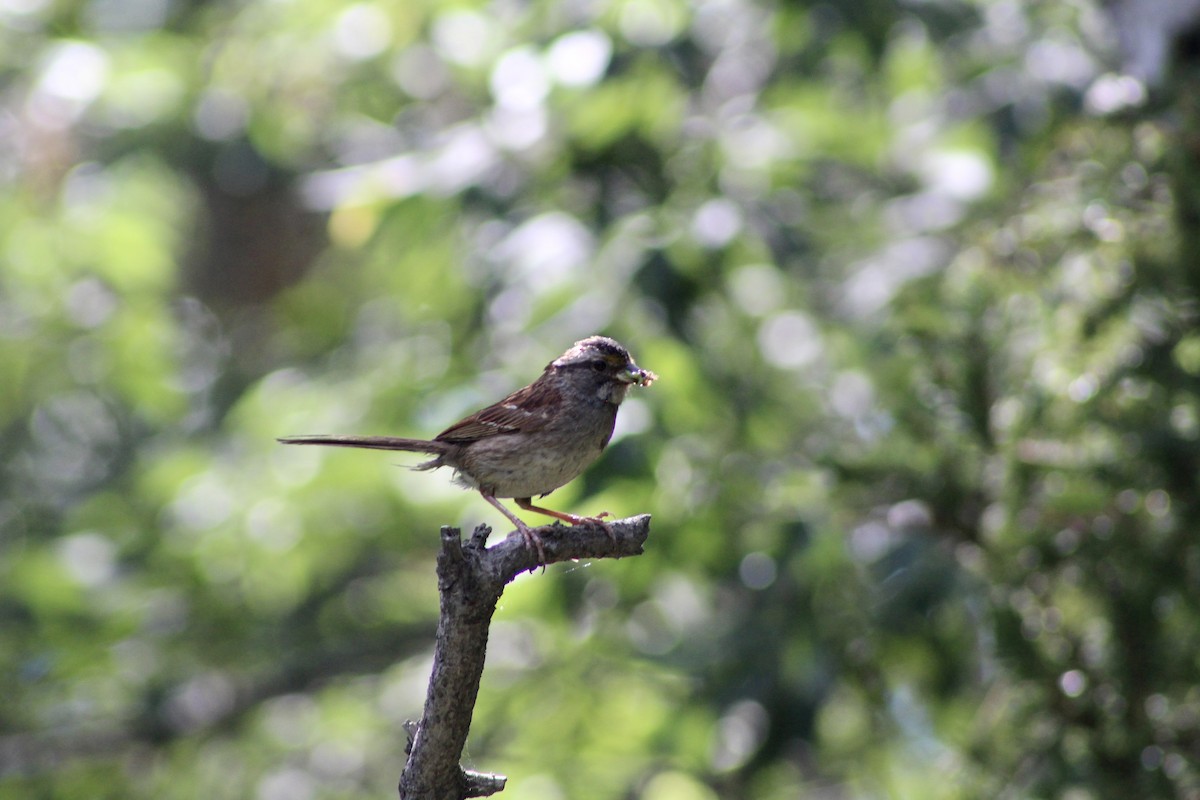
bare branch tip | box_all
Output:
[402,720,419,755]
[440,526,465,562]
[469,523,492,549]
[463,769,507,798]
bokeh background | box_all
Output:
[4,0,1200,797]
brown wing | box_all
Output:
[434,380,560,443]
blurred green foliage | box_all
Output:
[3,0,1199,797]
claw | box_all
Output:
[481,493,547,570]
[515,520,547,566]
[579,513,616,543]
[515,498,616,542]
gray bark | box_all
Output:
[398,516,652,799]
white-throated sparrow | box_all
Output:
[279,335,657,561]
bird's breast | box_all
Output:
[456,402,618,499]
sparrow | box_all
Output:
[278,336,657,562]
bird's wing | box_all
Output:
[434,381,560,443]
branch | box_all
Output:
[398,515,651,800]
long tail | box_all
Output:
[277,435,447,455]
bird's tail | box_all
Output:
[277,435,448,456]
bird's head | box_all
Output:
[551,335,657,404]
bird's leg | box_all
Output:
[481,493,546,564]
[515,498,615,543]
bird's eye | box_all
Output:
[590,358,607,372]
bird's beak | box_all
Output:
[618,364,658,386]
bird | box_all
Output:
[278,335,656,562]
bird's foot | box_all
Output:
[577,512,616,543]
[510,498,617,551]
[513,520,547,569]
[482,493,547,570]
